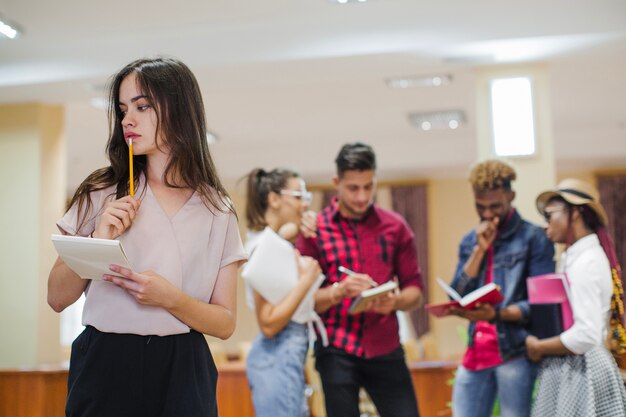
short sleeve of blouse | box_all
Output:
[219,211,248,269]
[57,188,113,237]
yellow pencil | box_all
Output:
[128,138,134,197]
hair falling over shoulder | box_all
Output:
[67,57,234,231]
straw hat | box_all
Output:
[536,178,608,226]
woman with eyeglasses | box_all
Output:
[526,179,626,416]
[243,168,321,417]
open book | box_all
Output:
[51,234,132,280]
[348,280,399,315]
[425,278,504,317]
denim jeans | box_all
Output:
[246,321,308,417]
[452,356,538,417]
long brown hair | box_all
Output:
[245,168,300,231]
[67,57,233,230]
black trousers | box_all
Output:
[66,326,218,417]
[315,346,420,417]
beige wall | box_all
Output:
[427,178,477,360]
[0,104,65,368]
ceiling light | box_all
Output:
[387,74,452,89]
[207,131,219,144]
[409,110,465,131]
[0,16,21,39]
[89,97,108,111]
[330,0,367,4]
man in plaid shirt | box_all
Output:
[297,142,423,417]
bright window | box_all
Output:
[490,77,536,157]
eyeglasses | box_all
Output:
[543,207,567,222]
[280,189,313,204]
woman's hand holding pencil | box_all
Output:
[93,196,141,240]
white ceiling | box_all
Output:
[1,0,625,193]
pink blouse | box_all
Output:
[57,177,247,336]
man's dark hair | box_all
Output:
[335,142,377,177]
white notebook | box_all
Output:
[51,234,132,280]
[241,227,299,305]
[241,227,324,313]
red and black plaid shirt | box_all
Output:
[297,198,422,358]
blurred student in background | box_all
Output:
[244,168,322,417]
[449,159,554,417]
[297,142,422,417]
[527,179,626,416]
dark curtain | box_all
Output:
[321,190,335,209]
[598,175,626,272]
[391,184,430,336]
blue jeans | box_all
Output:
[246,321,309,417]
[452,356,537,417]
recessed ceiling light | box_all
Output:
[330,0,368,4]
[207,131,219,144]
[408,110,465,131]
[0,16,22,39]
[89,97,108,111]
[387,74,452,89]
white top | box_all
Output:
[58,176,247,336]
[244,230,263,312]
[559,233,612,355]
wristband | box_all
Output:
[489,307,501,323]
[330,282,342,304]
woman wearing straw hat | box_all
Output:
[526,178,626,416]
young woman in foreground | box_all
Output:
[48,57,247,417]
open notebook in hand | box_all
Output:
[51,234,132,280]
[425,278,504,317]
[348,280,399,315]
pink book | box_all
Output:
[527,272,574,330]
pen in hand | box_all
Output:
[339,266,378,287]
